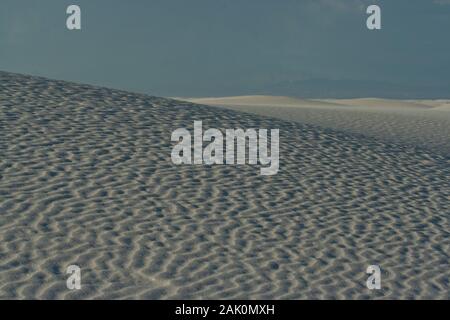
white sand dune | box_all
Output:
[1,73,449,299]
[184,95,450,110]
[180,95,342,107]
[183,96,450,155]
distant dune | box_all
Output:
[1,73,449,299]
[182,96,450,155]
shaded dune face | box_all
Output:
[0,71,449,299]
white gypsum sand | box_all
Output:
[182,96,450,155]
[1,73,449,299]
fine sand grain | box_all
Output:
[1,73,449,299]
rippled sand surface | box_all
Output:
[1,72,449,299]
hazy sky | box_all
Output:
[1,0,449,97]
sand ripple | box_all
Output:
[0,72,449,299]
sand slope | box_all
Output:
[184,96,450,155]
[1,73,449,299]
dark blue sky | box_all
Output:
[1,0,449,97]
